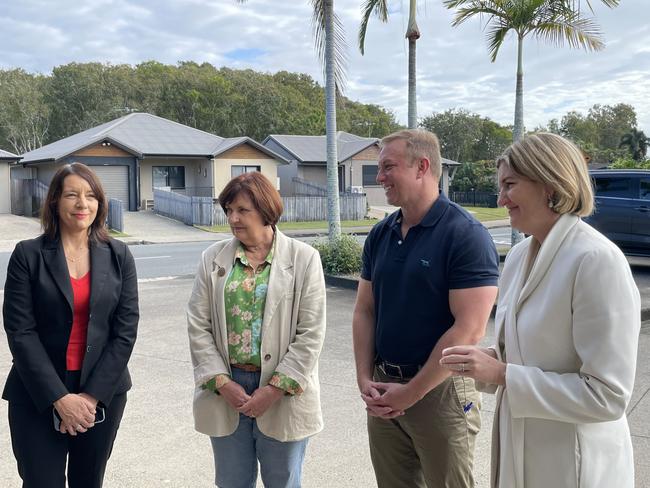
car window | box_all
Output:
[640,179,650,200]
[593,176,633,198]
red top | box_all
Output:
[66,272,91,371]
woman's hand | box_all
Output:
[440,345,507,386]
[53,393,96,435]
[218,381,251,410]
[238,385,283,418]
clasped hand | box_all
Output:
[359,380,418,419]
[54,392,98,436]
[218,381,283,418]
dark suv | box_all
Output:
[585,169,650,253]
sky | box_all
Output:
[1,0,648,133]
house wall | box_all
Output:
[74,144,132,158]
[0,161,10,213]
[348,145,386,207]
[298,165,327,185]
[263,139,298,196]
[140,157,213,203]
[213,145,282,196]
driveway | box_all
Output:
[0,214,41,252]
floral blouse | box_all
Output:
[202,240,303,396]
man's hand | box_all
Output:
[218,381,251,410]
[359,379,413,419]
[53,393,96,435]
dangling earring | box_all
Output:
[547,195,554,209]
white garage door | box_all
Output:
[92,165,129,206]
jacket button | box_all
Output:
[264,354,271,361]
[86,345,92,353]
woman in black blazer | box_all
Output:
[2,162,139,488]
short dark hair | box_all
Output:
[41,162,109,243]
[218,172,283,226]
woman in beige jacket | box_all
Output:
[441,133,640,488]
[187,172,326,488]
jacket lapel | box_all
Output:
[89,240,110,312]
[516,214,579,312]
[41,237,74,313]
[211,238,238,354]
[262,231,293,332]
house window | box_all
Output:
[362,165,379,186]
[231,165,261,178]
[153,166,185,189]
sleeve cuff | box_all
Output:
[200,374,231,395]
[269,372,303,396]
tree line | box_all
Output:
[0,61,402,155]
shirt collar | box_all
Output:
[234,234,276,267]
[388,193,450,230]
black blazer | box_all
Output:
[2,235,139,413]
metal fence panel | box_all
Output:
[191,196,214,226]
[107,199,124,232]
[448,191,498,208]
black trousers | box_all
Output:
[7,371,127,488]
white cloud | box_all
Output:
[0,0,647,132]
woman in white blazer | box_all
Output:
[187,172,326,488]
[440,133,640,488]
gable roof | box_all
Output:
[20,113,287,164]
[0,149,20,160]
[264,131,461,166]
[263,131,378,164]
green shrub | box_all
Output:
[609,156,650,169]
[312,234,363,275]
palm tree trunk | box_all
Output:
[513,34,524,143]
[324,0,341,242]
[511,34,525,246]
[406,0,420,129]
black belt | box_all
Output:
[376,358,422,380]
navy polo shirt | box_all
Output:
[361,194,499,365]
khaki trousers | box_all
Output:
[368,369,481,488]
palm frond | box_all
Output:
[358,0,389,54]
[533,15,604,52]
[312,0,348,94]
[487,23,511,61]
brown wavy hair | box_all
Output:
[218,172,283,226]
[41,162,109,242]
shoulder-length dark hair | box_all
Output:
[41,162,109,243]
[218,172,283,226]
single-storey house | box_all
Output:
[17,113,288,211]
[0,149,20,214]
[263,131,459,207]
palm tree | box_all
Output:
[619,129,650,162]
[359,0,421,129]
[236,0,346,241]
[444,0,604,245]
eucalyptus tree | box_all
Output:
[236,0,347,241]
[358,0,421,129]
[444,0,605,245]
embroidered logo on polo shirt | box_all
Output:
[420,259,430,267]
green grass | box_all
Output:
[197,219,380,233]
[197,207,508,233]
[109,229,129,237]
[463,206,509,221]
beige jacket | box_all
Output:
[489,214,639,488]
[187,230,326,441]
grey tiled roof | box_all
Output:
[264,132,378,163]
[0,149,19,160]
[264,132,461,166]
[20,113,227,163]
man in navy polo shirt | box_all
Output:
[353,129,499,488]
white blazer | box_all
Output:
[489,214,640,488]
[187,230,326,442]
